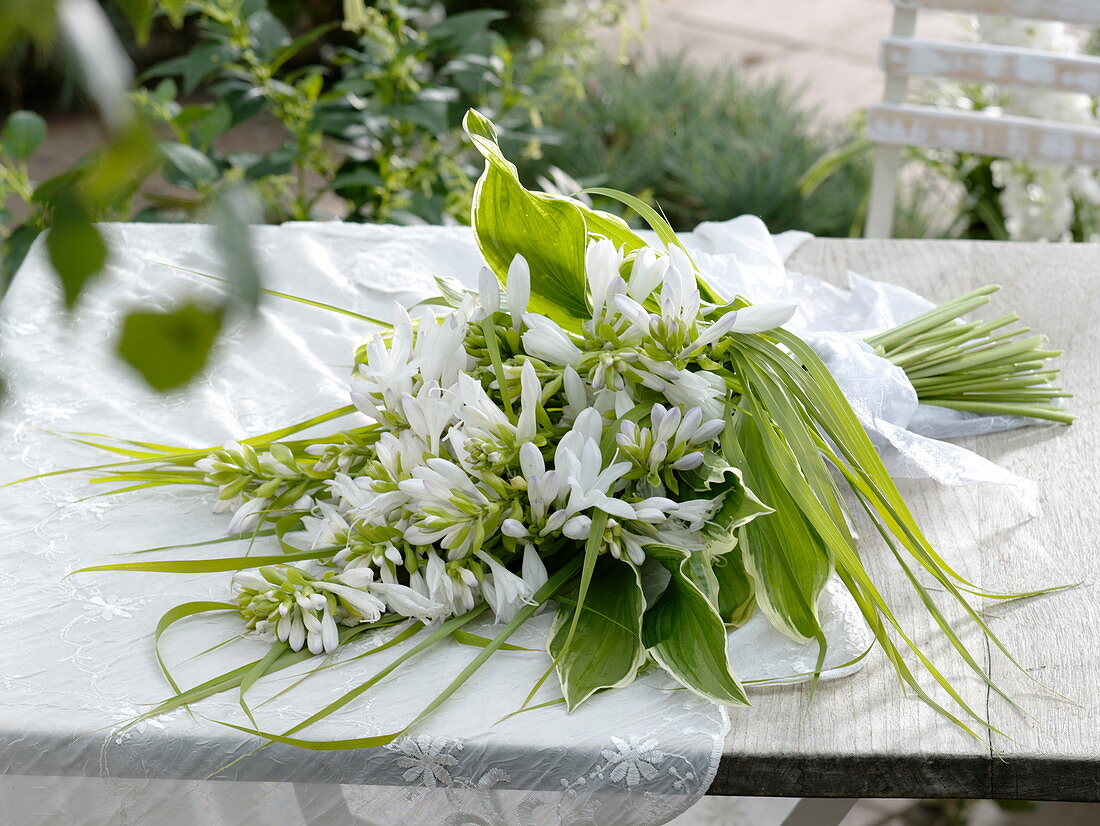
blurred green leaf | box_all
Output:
[1,111,48,161]
[183,43,235,94]
[45,194,107,309]
[117,303,223,391]
[0,0,57,51]
[270,21,339,72]
[425,9,506,51]
[189,102,233,151]
[211,186,262,312]
[82,119,159,205]
[247,9,290,60]
[330,168,383,191]
[2,225,41,292]
[160,142,218,188]
[159,0,188,27]
[113,0,154,43]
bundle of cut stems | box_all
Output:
[865,286,1073,425]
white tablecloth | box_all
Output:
[1,219,882,826]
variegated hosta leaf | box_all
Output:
[641,552,750,707]
[724,400,831,646]
[549,558,646,711]
[464,109,590,328]
[713,535,757,628]
[701,459,773,545]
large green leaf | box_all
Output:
[464,109,590,327]
[549,558,646,711]
[642,552,750,706]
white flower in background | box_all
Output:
[958,15,1100,242]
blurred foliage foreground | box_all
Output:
[0,0,867,394]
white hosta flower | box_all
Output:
[416,549,479,615]
[352,305,416,423]
[450,363,542,470]
[318,566,445,622]
[228,497,268,535]
[301,501,350,550]
[506,254,530,329]
[521,544,548,595]
[515,359,541,444]
[502,441,569,542]
[616,404,724,483]
[477,266,500,317]
[626,247,668,303]
[679,301,797,357]
[522,313,583,367]
[669,498,722,532]
[562,514,652,566]
[400,458,502,559]
[561,365,589,423]
[550,426,634,529]
[663,368,728,421]
[585,239,628,327]
[401,382,460,455]
[477,551,532,624]
[234,566,340,655]
[411,308,470,388]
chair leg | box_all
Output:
[779,797,859,826]
[865,144,901,239]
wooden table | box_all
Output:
[711,239,1100,805]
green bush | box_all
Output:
[522,55,870,236]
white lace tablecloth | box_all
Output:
[0,218,1018,825]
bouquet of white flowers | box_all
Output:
[40,111,1068,749]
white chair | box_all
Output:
[865,0,1100,238]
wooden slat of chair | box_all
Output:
[893,0,1100,26]
[881,36,1100,95]
[867,0,1100,237]
[868,103,1100,166]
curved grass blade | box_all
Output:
[148,259,390,327]
[72,546,340,574]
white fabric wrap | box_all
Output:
[0,219,1024,825]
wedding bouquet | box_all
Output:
[35,111,1068,749]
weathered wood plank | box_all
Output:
[713,239,1100,802]
[867,103,1100,166]
[881,36,1100,95]
[893,0,1100,26]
